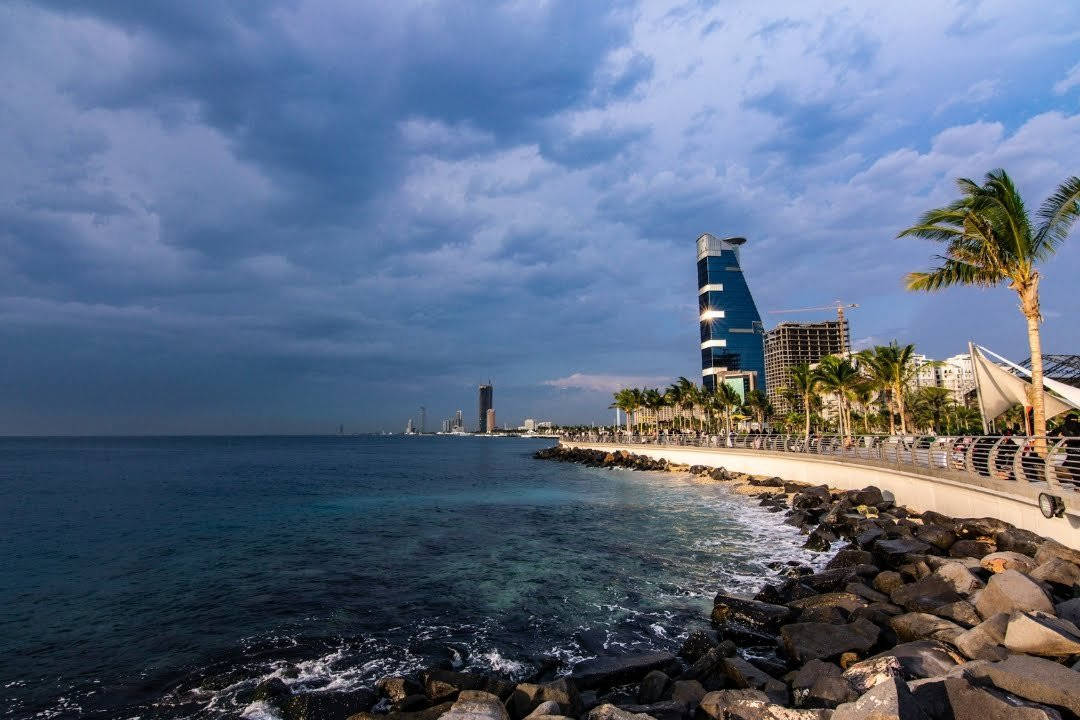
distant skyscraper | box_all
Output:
[478,384,493,432]
[454,409,463,431]
[696,233,766,399]
[486,408,496,433]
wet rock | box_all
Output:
[802,527,834,552]
[669,680,705,709]
[523,701,562,719]
[749,476,784,487]
[915,524,957,552]
[252,677,292,712]
[910,676,1062,720]
[440,691,510,720]
[875,537,932,562]
[851,486,884,507]
[790,660,855,709]
[855,525,885,550]
[951,613,1011,662]
[712,595,794,631]
[787,592,868,616]
[425,671,515,703]
[616,702,682,720]
[779,619,879,664]
[872,571,905,595]
[850,602,904,626]
[572,652,677,691]
[949,539,996,559]
[377,677,426,705]
[1029,557,1080,594]
[975,569,1054,619]
[980,551,1038,574]
[508,679,584,720]
[966,654,1080,717]
[844,582,889,605]
[994,527,1043,557]
[934,562,985,596]
[831,676,929,720]
[1003,611,1080,656]
[678,630,720,664]
[681,649,728,691]
[957,517,1013,540]
[889,574,962,612]
[792,486,831,510]
[348,701,455,720]
[285,688,377,720]
[637,672,670,705]
[800,568,858,594]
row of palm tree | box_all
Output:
[611,379,772,437]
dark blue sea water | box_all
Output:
[0,436,818,719]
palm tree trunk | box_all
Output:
[895,381,908,435]
[1025,309,1047,450]
[803,395,811,440]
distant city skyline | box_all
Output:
[2,3,1080,434]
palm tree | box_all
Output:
[642,388,666,436]
[909,386,954,434]
[713,382,742,436]
[610,388,638,435]
[899,169,1080,442]
[815,356,861,439]
[674,377,700,432]
[858,342,919,435]
[852,382,877,434]
[788,362,821,440]
[744,389,771,429]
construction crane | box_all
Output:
[767,302,859,352]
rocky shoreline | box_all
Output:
[246,444,1080,720]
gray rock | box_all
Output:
[967,654,1080,717]
[524,701,562,719]
[679,630,720,663]
[787,592,868,615]
[831,676,930,720]
[951,613,1011,662]
[889,612,967,644]
[791,660,854,709]
[853,641,962,682]
[915,523,957,551]
[980,551,1038,574]
[1034,540,1080,568]
[697,690,830,720]
[949,539,996,559]
[1003,611,1080,656]
[348,701,455,720]
[779,619,879,664]
[1029,557,1080,592]
[876,537,932,561]
[586,703,656,720]
[975,569,1055,619]
[252,677,292,711]
[440,691,510,720]
[377,677,426,704]
[994,527,1043,557]
[841,655,904,694]
[697,690,769,720]
[573,652,677,691]
[669,680,705,709]
[1056,597,1080,626]
[508,679,583,720]
[826,549,875,570]
[424,671,515,703]
[721,657,787,705]
[911,676,1063,720]
[890,574,962,612]
[929,564,985,601]
[929,600,981,628]
[616,702,681,720]
[637,671,670,705]
[844,582,889,604]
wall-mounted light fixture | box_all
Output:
[1038,492,1065,519]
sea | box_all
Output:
[0,435,821,719]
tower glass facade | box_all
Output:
[478,385,493,432]
[696,233,766,399]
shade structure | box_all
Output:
[970,344,1080,431]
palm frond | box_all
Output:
[1035,175,1080,253]
[905,258,1003,291]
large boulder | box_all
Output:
[790,660,855,709]
[678,630,719,663]
[712,595,793,630]
[831,676,930,720]
[951,613,1011,662]
[636,672,670,706]
[910,676,1062,720]
[1029,557,1080,593]
[975,569,1055,619]
[967,654,1080,717]
[949,539,996,559]
[508,679,584,720]
[875,537,932,562]
[284,688,377,720]
[915,524,957,552]
[889,574,962,612]
[847,641,961,683]
[585,704,655,720]
[439,691,510,720]
[348,701,455,720]
[930,600,982,628]
[720,657,787,705]
[934,562,985,596]
[697,689,830,720]
[1003,611,1080,657]
[889,612,966,644]
[377,677,426,705]
[1034,540,1080,568]
[1057,597,1080,626]
[424,671,515,703]
[779,619,879,664]
[572,652,677,691]
[787,592,868,616]
[669,680,705,710]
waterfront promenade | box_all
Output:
[560,433,1080,548]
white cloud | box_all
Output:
[542,373,673,393]
[1053,61,1080,95]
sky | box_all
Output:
[1,1,1079,435]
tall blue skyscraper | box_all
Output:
[696,233,766,398]
[478,384,493,432]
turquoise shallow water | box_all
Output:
[0,435,819,719]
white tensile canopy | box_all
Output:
[970,344,1080,432]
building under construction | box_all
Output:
[764,320,850,413]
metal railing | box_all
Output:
[558,432,1080,495]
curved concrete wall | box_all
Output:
[563,442,1080,549]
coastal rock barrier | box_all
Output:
[248,445,1080,720]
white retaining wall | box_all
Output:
[563,442,1080,549]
